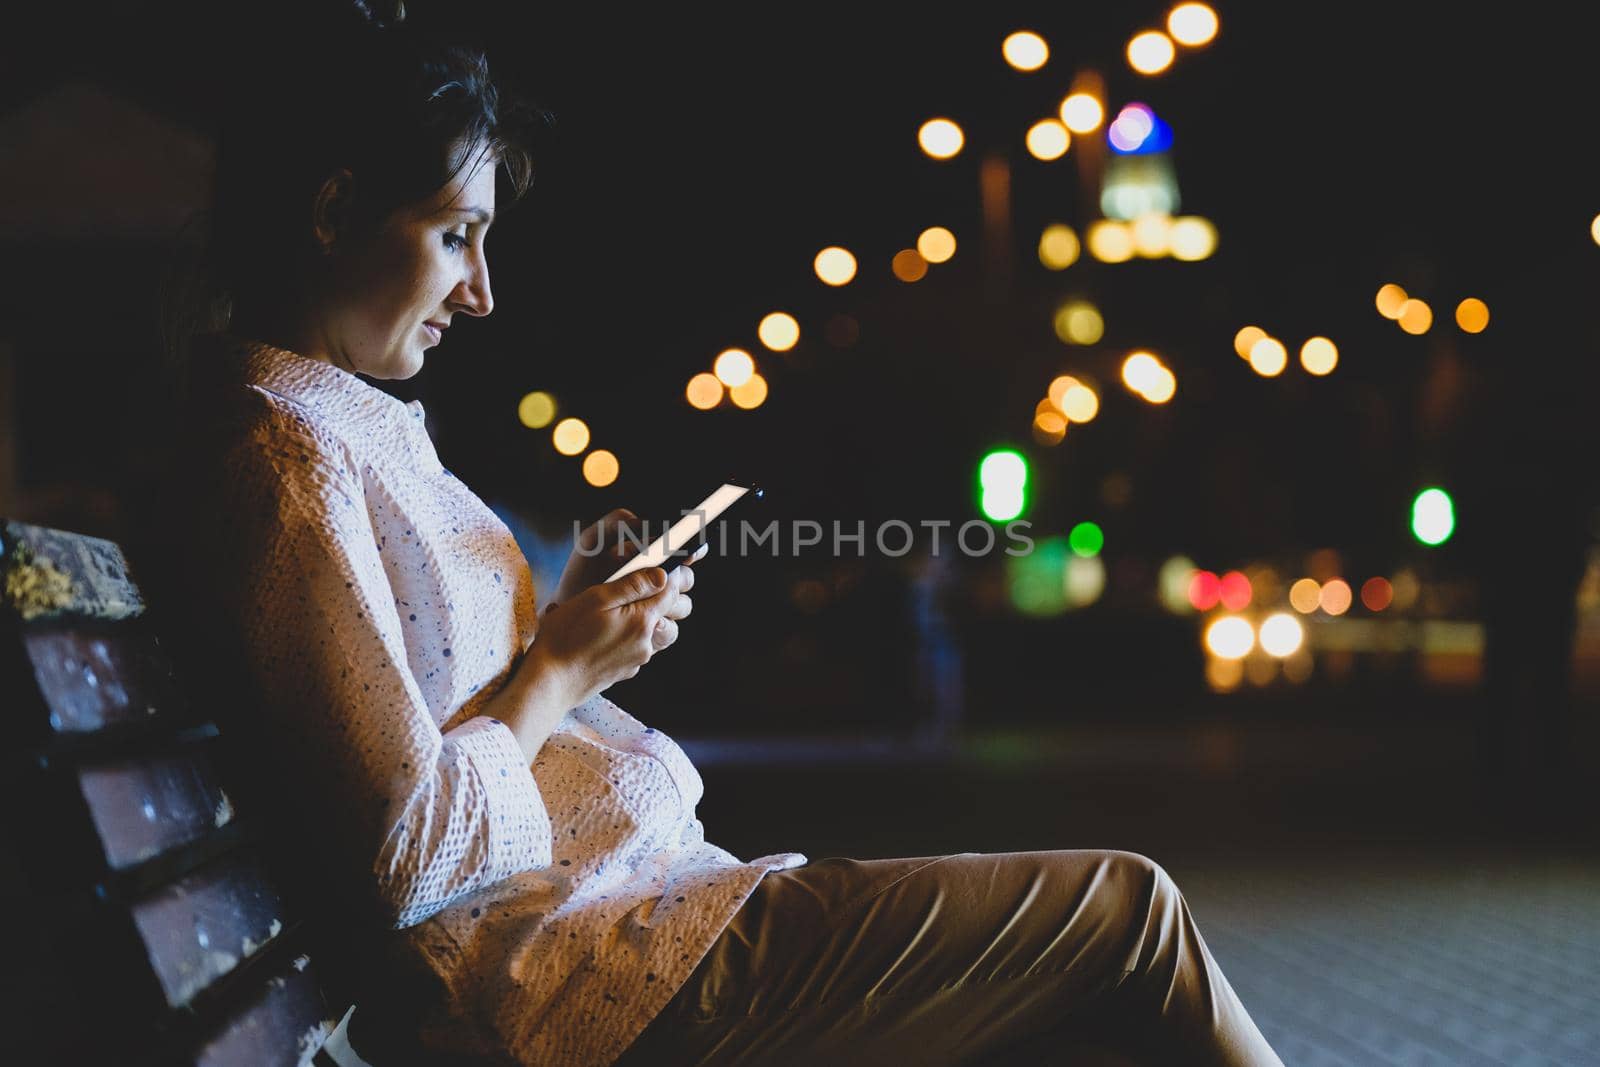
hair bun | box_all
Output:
[350,0,406,29]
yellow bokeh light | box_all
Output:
[1131,213,1171,258]
[581,449,619,487]
[1059,93,1104,133]
[1259,613,1304,658]
[758,312,800,352]
[729,372,768,410]
[1053,300,1104,345]
[1143,366,1176,404]
[1206,654,1245,692]
[1087,219,1135,263]
[1047,375,1079,413]
[1062,383,1099,422]
[917,226,957,264]
[1397,299,1433,335]
[1025,119,1071,161]
[1319,578,1353,616]
[1289,577,1322,614]
[1375,283,1408,319]
[1127,30,1176,75]
[1300,336,1339,376]
[517,390,556,429]
[714,348,755,388]
[892,248,929,282]
[1455,298,1490,333]
[1168,216,1218,261]
[1233,325,1266,360]
[1002,30,1049,71]
[1038,224,1081,270]
[1032,410,1067,446]
[1122,351,1162,395]
[552,417,589,456]
[1248,337,1288,377]
[1204,615,1255,659]
[918,118,964,159]
[1037,396,1064,420]
[1593,213,1600,245]
[686,372,723,410]
[814,246,857,286]
[1167,2,1219,47]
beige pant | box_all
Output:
[614,850,1283,1066]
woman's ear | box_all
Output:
[311,169,357,254]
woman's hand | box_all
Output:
[550,508,643,609]
[532,563,696,704]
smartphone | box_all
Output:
[606,481,763,583]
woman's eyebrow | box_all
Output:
[447,206,494,225]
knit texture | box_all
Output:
[193,337,806,1065]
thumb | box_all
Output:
[596,566,667,608]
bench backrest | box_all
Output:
[1,518,348,1066]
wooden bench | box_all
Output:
[0,518,365,1066]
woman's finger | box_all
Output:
[662,593,692,621]
[651,616,679,652]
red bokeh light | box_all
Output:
[1361,576,1393,612]
[1219,570,1253,611]
[1188,570,1221,611]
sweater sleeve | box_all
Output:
[216,396,552,928]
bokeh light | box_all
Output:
[1160,556,1197,614]
[1300,336,1339,376]
[686,373,722,410]
[1062,383,1099,422]
[729,373,769,410]
[1188,569,1221,611]
[1131,213,1171,258]
[1259,613,1304,658]
[814,246,857,286]
[1219,570,1252,611]
[1032,410,1067,446]
[1069,521,1104,557]
[1168,216,1218,261]
[1455,298,1490,333]
[1412,487,1456,546]
[1060,93,1104,133]
[918,226,957,263]
[581,449,619,487]
[1143,366,1176,403]
[1319,578,1353,616]
[1065,556,1107,608]
[1205,616,1255,659]
[1107,104,1157,152]
[1361,576,1394,612]
[892,248,929,282]
[1391,569,1421,611]
[1008,537,1069,616]
[1397,298,1433,335]
[714,348,755,388]
[1127,30,1177,75]
[1047,375,1079,413]
[552,417,590,456]
[758,312,800,352]
[1248,336,1288,376]
[517,390,556,429]
[1233,325,1266,360]
[1002,30,1050,71]
[918,118,964,159]
[979,449,1029,522]
[1038,224,1081,269]
[1025,119,1071,161]
[1207,655,1245,692]
[1054,300,1104,345]
[1167,3,1219,46]
[1375,283,1408,319]
[1087,219,1135,263]
[1122,351,1163,394]
[1289,577,1322,614]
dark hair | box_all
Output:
[161,1,550,375]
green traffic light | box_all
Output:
[1411,487,1455,546]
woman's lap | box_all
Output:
[616,848,1278,1067]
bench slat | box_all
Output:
[190,950,340,1067]
[78,745,234,870]
[17,618,187,736]
[131,850,290,1009]
[1,519,146,622]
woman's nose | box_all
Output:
[453,259,493,317]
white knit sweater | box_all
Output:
[196,337,805,1065]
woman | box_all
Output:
[171,6,1283,1065]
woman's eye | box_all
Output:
[443,232,468,251]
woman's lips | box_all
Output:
[423,323,442,345]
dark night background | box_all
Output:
[3,3,1599,1062]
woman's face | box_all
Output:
[319,148,498,380]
